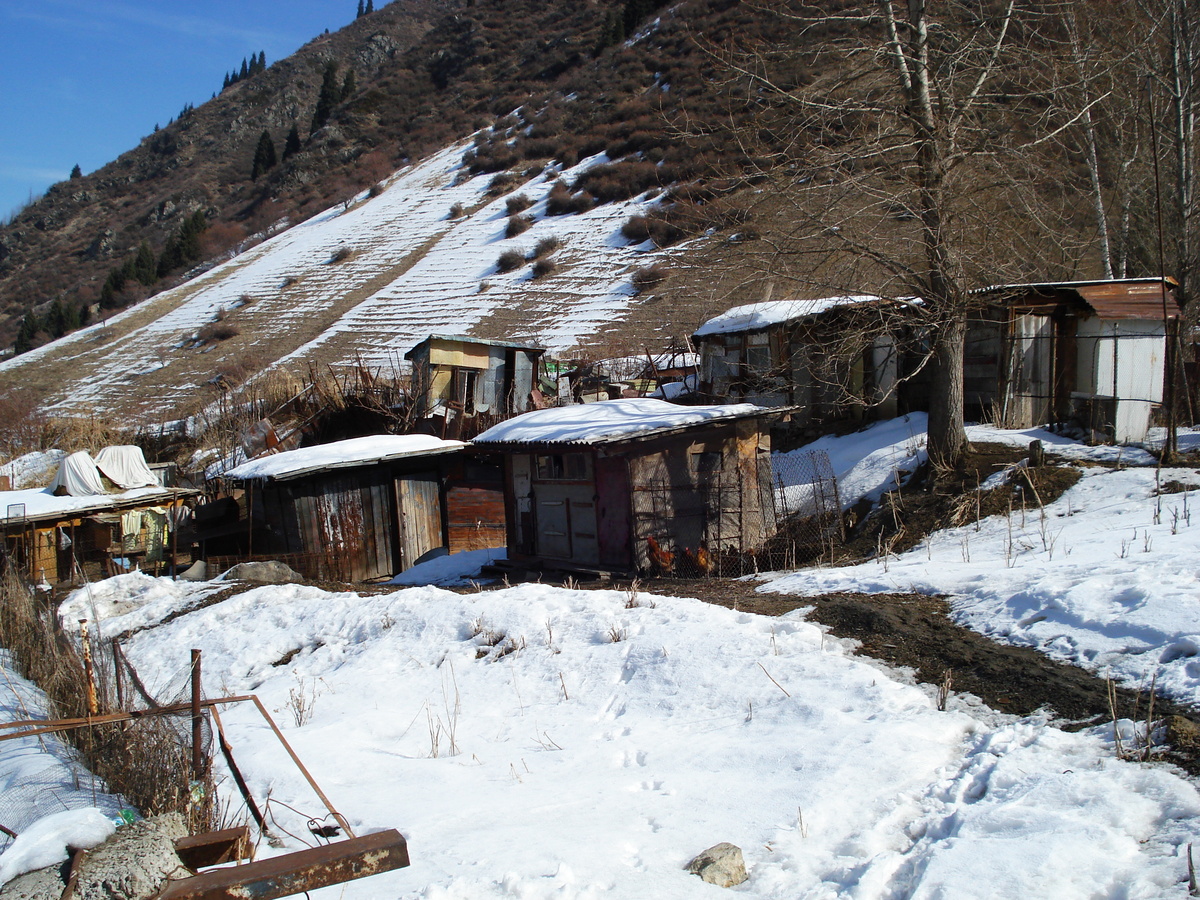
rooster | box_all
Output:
[680,542,715,576]
[646,535,675,574]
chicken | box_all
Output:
[646,535,675,574]
[680,542,714,576]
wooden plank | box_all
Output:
[158,829,409,900]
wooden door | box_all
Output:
[595,457,631,568]
[396,471,444,571]
[534,488,572,560]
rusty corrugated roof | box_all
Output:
[1075,279,1179,320]
[985,278,1180,320]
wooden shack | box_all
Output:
[692,295,913,426]
[1,449,196,583]
[405,335,546,440]
[472,398,785,576]
[967,278,1179,442]
[220,435,468,582]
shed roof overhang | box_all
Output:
[982,277,1180,321]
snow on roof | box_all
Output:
[223,434,465,481]
[693,295,883,337]
[0,486,183,525]
[472,398,766,445]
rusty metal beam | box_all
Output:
[156,829,409,900]
[174,827,252,871]
[0,695,254,742]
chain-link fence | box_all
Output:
[764,449,843,569]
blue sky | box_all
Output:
[0,1,367,219]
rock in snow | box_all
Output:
[686,842,748,887]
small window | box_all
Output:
[689,450,724,478]
[535,453,591,481]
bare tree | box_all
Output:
[708,1,1103,465]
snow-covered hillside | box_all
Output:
[0,143,681,423]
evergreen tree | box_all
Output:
[179,211,208,263]
[258,51,267,72]
[13,311,38,355]
[311,62,341,134]
[365,0,373,12]
[357,0,364,18]
[341,69,356,101]
[239,57,249,80]
[156,212,207,279]
[251,130,278,179]
[100,266,128,309]
[282,124,302,161]
[223,72,231,90]
[133,242,157,285]
[70,164,82,180]
[79,303,91,328]
[46,300,68,339]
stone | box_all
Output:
[176,559,208,582]
[72,814,189,900]
[222,560,303,584]
[685,842,747,888]
[0,814,189,900]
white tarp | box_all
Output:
[48,452,107,496]
[94,446,160,489]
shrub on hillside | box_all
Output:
[506,194,532,216]
[632,265,667,290]
[506,215,534,238]
[531,257,557,279]
[531,236,559,258]
[545,181,595,216]
[496,250,525,273]
[198,321,239,344]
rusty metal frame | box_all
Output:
[0,693,353,840]
[155,828,409,900]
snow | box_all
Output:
[224,434,465,481]
[647,374,696,400]
[5,417,1200,897]
[37,535,1200,898]
[693,295,884,337]
[764,418,1200,709]
[0,486,178,524]
[0,809,116,887]
[0,653,127,882]
[389,547,505,587]
[473,397,764,444]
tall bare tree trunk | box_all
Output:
[927,311,968,465]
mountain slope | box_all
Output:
[0,139,697,423]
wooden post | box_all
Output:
[1028,439,1044,468]
[112,639,124,711]
[80,620,98,716]
[191,649,204,781]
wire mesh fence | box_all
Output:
[765,449,844,569]
[634,449,842,576]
